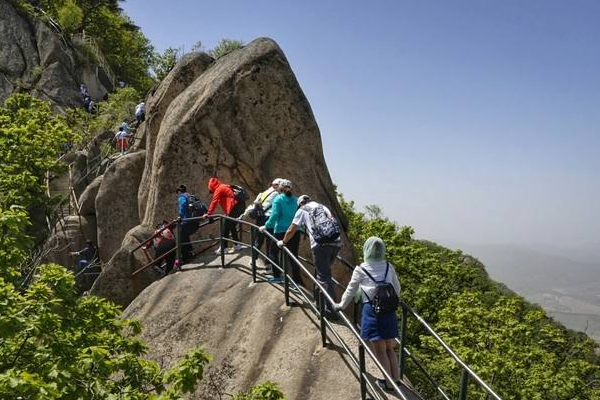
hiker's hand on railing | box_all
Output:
[276,240,285,248]
[258,225,266,233]
[200,214,208,220]
[332,303,343,312]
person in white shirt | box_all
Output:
[279,195,342,315]
[334,236,401,392]
[135,101,145,124]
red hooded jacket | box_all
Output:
[207,177,237,215]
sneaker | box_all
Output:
[233,244,244,251]
[265,265,273,274]
[268,276,284,283]
[375,379,393,393]
[214,247,224,255]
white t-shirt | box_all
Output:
[338,261,401,309]
[292,201,342,248]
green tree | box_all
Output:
[152,47,180,82]
[209,38,244,58]
[56,0,83,33]
[0,94,77,211]
[338,196,600,399]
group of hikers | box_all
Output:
[112,101,145,154]
[142,176,402,392]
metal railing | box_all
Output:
[132,215,503,400]
[71,31,117,87]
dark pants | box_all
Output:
[312,244,341,313]
[155,239,176,274]
[180,222,198,261]
[271,231,301,283]
[223,202,245,246]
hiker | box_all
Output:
[114,126,129,154]
[135,101,145,124]
[83,95,91,113]
[79,83,88,98]
[243,178,283,270]
[177,184,199,262]
[334,237,401,392]
[69,240,98,272]
[202,177,246,254]
[121,121,131,134]
[279,195,342,315]
[259,180,303,284]
[143,220,176,275]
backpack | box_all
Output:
[362,263,399,315]
[309,204,341,244]
[247,202,265,220]
[186,194,207,218]
[230,185,249,203]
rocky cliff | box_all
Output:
[0,0,110,109]
[87,37,355,306]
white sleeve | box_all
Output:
[291,209,305,227]
[388,263,401,296]
[339,268,362,309]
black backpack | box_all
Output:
[362,263,399,315]
[309,205,341,244]
[230,185,249,203]
[187,194,208,218]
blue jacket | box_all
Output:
[265,193,302,234]
[178,193,190,219]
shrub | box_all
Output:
[57,0,83,33]
[209,38,244,59]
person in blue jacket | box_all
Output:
[177,184,197,262]
[259,180,303,284]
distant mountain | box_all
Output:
[452,243,600,340]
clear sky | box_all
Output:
[122,0,600,249]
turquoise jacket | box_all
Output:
[265,193,302,234]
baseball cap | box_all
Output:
[297,194,310,207]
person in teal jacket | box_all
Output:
[259,180,303,284]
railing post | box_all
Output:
[458,369,469,400]
[359,344,367,400]
[319,291,327,347]
[176,218,182,265]
[398,304,408,380]
[281,248,289,306]
[250,226,257,283]
[219,217,225,268]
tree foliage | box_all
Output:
[56,0,83,33]
[339,195,600,399]
[0,94,77,211]
[152,47,180,82]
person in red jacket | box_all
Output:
[203,177,246,253]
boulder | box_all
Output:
[78,175,103,216]
[70,150,89,198]
[0,0,109,108]
[44,215,97,268]
[138,51,213,218]
[123,258,360,399]
[90,224,155,307]
[96,151,145,262]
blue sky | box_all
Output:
[122,0,600,249]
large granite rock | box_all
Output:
[78,175,103,216]
[122,258,361,400]
[138,51,214,219]
[92,37,355,306]
[0,0,109,108]
[90,224,155,307]
[96,151,146,262]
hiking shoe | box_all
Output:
[268,276,284,283]
[233,244,244,252]
[214,247,224,255]
[375,379,393,393]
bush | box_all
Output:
[209,38,244,59]
[57,0,83,33]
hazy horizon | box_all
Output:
[122,0,600,250]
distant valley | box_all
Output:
[451,243,600,342]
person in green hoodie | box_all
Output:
[259,180,303,284]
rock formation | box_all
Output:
[0,0,110,109]
[90,37,355,305]
[123,258,362,400]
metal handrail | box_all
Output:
[131,214,503,400]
